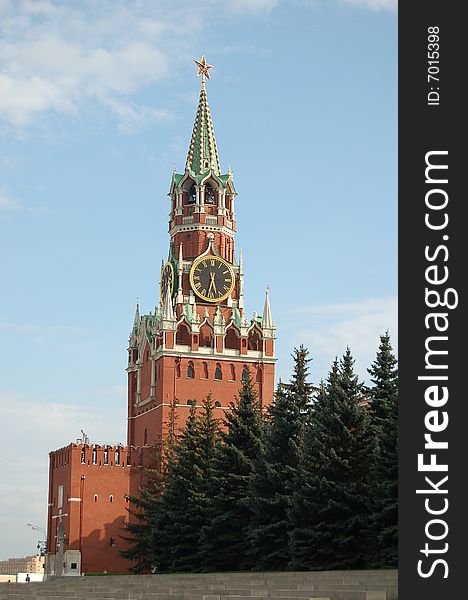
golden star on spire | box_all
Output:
[194,55,213,80]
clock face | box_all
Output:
[160,262,175,304]
[190,255,235,303]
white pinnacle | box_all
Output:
[262,286,273,329]
[163,284,174,320]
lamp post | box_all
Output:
[27,523,47,557]
[27,523,46,536]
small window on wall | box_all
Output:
[94,494,98,502]
[144,429,148,446]
[215,401,221,408]
[214,363,222,380]
[109,495,113,503]
[202,362,209,379]
[242,366,250,382]
[187,361,195,379]
[57,485,64,509]
[187,399,195,406]
[230,364,236,381]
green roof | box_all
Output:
[172,169,234,190]
[186,80,221,176]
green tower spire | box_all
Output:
[185,56,221,176]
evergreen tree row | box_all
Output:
[122,334,398,572]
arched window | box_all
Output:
[94,494,98,502]
[144,429,148,445]
[225,327,239,350]
[248,329,262,351]
[242,365,250,382]
[230,363,236,381]
[188,184,196,204]
[176,324,191,345]
[214,363,222,380]
[175,362,181,378]
[109,495,113,503]
[202,362,209,379]
[199,323,213,347]
[187,361,195,379]
[256,366,262,383]
[205,184,215,204]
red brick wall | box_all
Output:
[47,444,132,574]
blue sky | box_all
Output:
[0,0,396,558]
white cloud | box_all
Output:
[0,0,285,131]
[285,297,397,381]
[20,0,63,16]
[340,0,397,11]
[103,97,174,134]
[0,3,172,129]
[0,392,126,559]
[0,190,21,212]
[229,0,279,13]
[0,191,50,217]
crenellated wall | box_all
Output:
[47,444,131,575]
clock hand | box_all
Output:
[207,272,218,296]
[208,272,215,294]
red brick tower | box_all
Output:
[46,57,276,576]
[126,57,276,451]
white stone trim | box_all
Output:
[169,223,234,238]
[154,348,276,363]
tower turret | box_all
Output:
[126,57,276,451]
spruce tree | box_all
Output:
[289,349,375,570]
[288,345,314,414]
[249,347,313,570]
[120,439,166,573]
[368,332,398,567]
[152,395,220,572]
[120,398,179,572]
[200,371,264,571]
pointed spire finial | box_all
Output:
[133,300,140,329]
[262,286,273,329]
[186,56,220,176]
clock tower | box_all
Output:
[45,58,276,576]
[126,56,276,454]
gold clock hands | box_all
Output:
[208,271,217,295]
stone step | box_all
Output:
[314,593,386,600]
